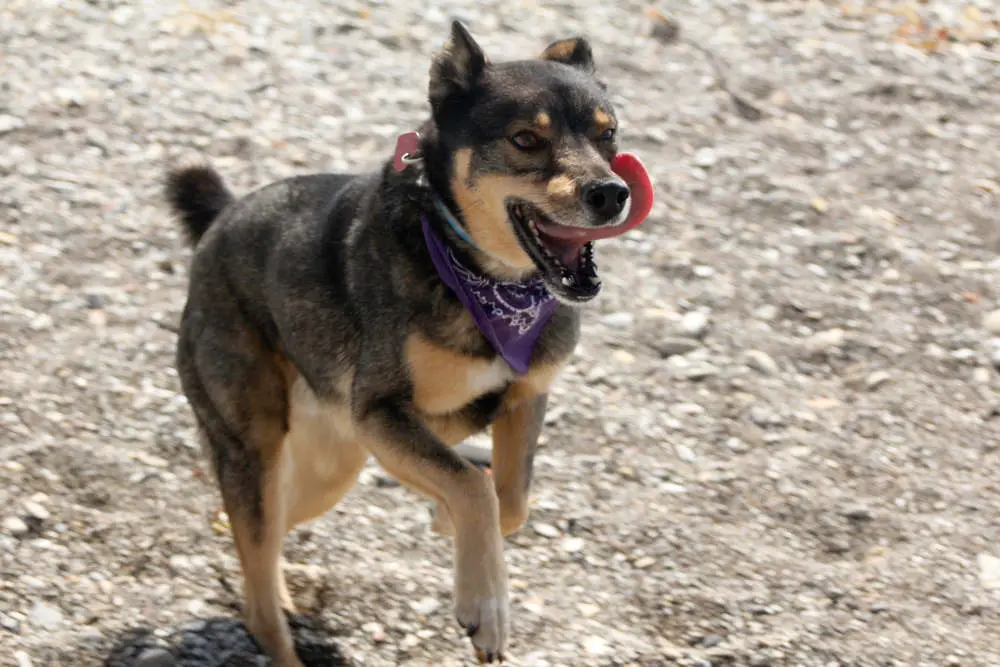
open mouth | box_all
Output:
[507,153,654,304]
[508,201,602,302]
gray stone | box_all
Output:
[803,328,846,354]
[865,371,892,391]
[135,648,174,667]
[0,613,21,633]
[654,336,701,358]
[745,350,780,375]
[678,363,720,380]
[29,602,63,631]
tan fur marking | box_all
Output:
[541,39,578,62]
[451,148,545,277]
[407,332,513,416]
[283,376,368,527]
[231,452,303,667]
[535,112,551,129]
[545,174,577,202]
[594,108,613,129]
[493,359,565,535]
[507,359,564,407]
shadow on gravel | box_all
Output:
[99,614,349,667]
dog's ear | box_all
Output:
[429,21,487,107]
[540,37,595,73]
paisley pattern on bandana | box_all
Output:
[421,216,557,375]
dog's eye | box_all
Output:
[510,131,547,151]
[599,128,616,142]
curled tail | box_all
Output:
[165,160,234,245]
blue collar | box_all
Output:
[433,196,478,248]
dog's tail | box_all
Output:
[165,160,234,245]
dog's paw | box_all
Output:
[456,595,508,663]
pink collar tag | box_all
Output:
[393,131,421,172]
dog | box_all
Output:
[165,21,651,666]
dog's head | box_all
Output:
[426,21,646,304]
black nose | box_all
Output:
[582,180,630,220]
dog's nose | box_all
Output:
[582,180,630,220]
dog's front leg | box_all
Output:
[360,402,509,663]
[492,392,547,536]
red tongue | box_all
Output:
[537,153,654,242]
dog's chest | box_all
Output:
[406,333,514,416]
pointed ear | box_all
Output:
[429,21,487,107]
[540,37,595,73]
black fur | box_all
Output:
[165,164,235,244]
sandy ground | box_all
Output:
[2,1,1000,666]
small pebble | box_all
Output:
[363,621,387,643]
[677,362,720,380]
[803,328,845,354]
[583,635,611,655]
[654,336,701,358]
[745,350,780,375]
[532,522,560,538]
[648,8,681,43]
[693,147,719,168]
[29,602,64,631]
[3,516,29,537]
[13,651,32,667]
[692,265,716,278]
[675,444,696,462]
[865,371,892,391]
[601,312,634,329]
[844,507,874,522]
[410,596,441,616]
[978,553,1000,590]
[561,537,585,553]
[135,648,174,667]
[984,310,1000,335]
[755,304,780,321]
[633,556,657,569]
[0,115,25,135]
[680,310,711,338]
[1,613,21,633]
[23,501,49,522]
[810,196,830,214]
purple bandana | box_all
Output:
[421,216,557,375]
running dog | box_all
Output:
[166,21,652,665]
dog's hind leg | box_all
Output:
[225,448,302,667]
[177,328,304,667]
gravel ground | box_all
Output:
[2,1,1000,666]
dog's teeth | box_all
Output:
[561,275,575,286]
